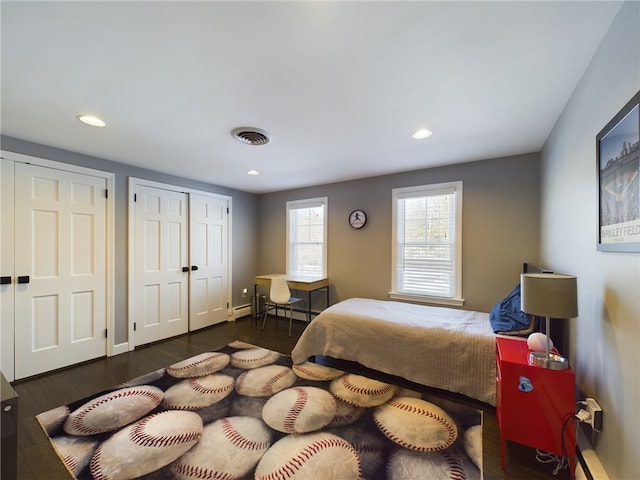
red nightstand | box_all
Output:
[496,336,576,475]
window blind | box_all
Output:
[286,198,327,276]
[393,183,460,299]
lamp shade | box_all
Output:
[520,273,578,319]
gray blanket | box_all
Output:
[292,297,497,405]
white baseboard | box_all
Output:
[112,342,129,356]
[576,428,608,480]
[232,304,252,320]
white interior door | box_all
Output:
[13,162,107,379]
[133,185,189,346]
[189,193,229,330]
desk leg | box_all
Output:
[253,284,259,327]
[325,286,329,310]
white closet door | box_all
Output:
[133,185,189,346]
[14,163,107,379]
[189,193,229,330]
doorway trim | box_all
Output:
[0,150,115,380]
[127,177,233,351]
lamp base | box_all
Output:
[528,351,569,370]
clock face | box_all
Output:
[349,209,367,229]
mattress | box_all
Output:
[291,297,497,405]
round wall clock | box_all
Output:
[349,209,367,229]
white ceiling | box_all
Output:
[1,1,623,194]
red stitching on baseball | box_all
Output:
[282,387,308,433]
[61,454,78,474]
[129,413,202,447]
[172,463,239,480]
[233,349,273,365]
[168,352,226,372]
[340,376,393,396]
[332,405,362,424]
[292,364,339,380]
[69,387,162,435]
[89,444,107,480]
[374,402,457,452]
[261,368,291,396]
[256,437,361,480]
[352,443,384,455]
[235,371,247,392]
[188,377,233,395]
[441,450,466,480]
[221,418,270,451]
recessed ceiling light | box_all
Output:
[247,169,260,176]
[412,128,432,139]
[77,114,106,127]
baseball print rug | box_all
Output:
[36,341,483,479]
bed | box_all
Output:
[291,297,497,405]
[291,264,547,407]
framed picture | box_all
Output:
[597,91,640,252]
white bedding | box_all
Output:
[291,297,497,405]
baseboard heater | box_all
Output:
[232,304,252,320]
[576,428,609,480]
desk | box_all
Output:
[254,274,329,319]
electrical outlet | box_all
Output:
[585,397,603,432]
[242,288,248,297]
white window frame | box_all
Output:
[390,181,463,306]
[286,197,328,277]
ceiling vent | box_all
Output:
[231,127,271,146]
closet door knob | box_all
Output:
[182,267,189,272]
[191,265,199,271]
[0,276,11,285]
[17,275,30,284]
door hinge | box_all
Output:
[227,302,229,309]
[104,328,108,338]
[134,322,137,331]
[134,193,137,202]
[105,189,108,199]
[227,207,229,214]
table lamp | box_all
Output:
[520,273,578,370]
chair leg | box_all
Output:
[301,299,310,324]
[262,303,270,330]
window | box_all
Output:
[286,197,327,277]
[391,181,463,305]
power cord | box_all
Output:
[535,405,584,479]
[536,449,569,476]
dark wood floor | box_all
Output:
[10,315,570,479]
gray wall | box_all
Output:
[258,152,541,313]
[540,2,639,479]
[1,136,260,344]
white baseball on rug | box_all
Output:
[330,373,397,407]
[162,373,235,410]
[171,416,272,480]
[262,386,337,434]
[89,410,203,479]
[235,364,297,397]
[36,341,483,480]
[167,352,230,378]
[63,385,164,436]
[373,396,458,452]
[254,431,362,480]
